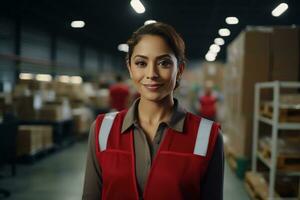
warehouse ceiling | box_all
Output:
[1,0,300,61]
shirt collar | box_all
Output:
[121,98,187,134]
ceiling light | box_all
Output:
[272,3,288,17]
[214,38,225,46]
[205,52,216,62]
[118,44,129,52]
[130,0,145,14]
[36,74,52,82]
[209,44,221,53]
[225,17,239,25]
[207,50,217,57]
[19,73,34,80]
[144,20,157,25]
[71,20,85,28]
[218,28,230,37]
[70,76,83,84]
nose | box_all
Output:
[146,62,159,79]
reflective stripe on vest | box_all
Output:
[193,118,213,156]
[98,112,118,151]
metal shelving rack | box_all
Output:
[252,81,300,199]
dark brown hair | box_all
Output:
[126,22,186,66]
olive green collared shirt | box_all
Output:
[82,99,224,200]
[121,98,186,196]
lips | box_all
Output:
[143,83,163,90]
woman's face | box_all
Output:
[128,35,183,102]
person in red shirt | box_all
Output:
[199,81,217,120]
[109,75,130,111]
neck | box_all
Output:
[138,95,174,125]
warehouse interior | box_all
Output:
[1,0,300,199]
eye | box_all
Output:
[135,60,147,68]
[158,59,173,68]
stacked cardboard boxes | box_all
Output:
[224,26,300,159]
[13,94,42,120]
[72,107,93,135]
[39,98,72,121]
[17,125,53,156]
[271,27,300,81]
[224,30,271,158]
[89,89,110,109]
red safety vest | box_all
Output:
[109,84,130,111]
[199,94,217,119]
[94,110,220,200]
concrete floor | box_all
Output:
[224,158,250,200]
[0,140,250,200]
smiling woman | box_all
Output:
[127,35,181,102]
[82,22,224,200]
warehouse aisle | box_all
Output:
[0,140,249,200]
[0,142,87,200]
[224,160,250,200]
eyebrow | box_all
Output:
[133,55,147,59]
[157,54,172,60]
[133,54,172,60]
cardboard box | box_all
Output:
[269,27,300,94]
[73,115,89,135]
[17,80,48,91]
[224,114,252,157]
[39,98,72,121]
[224,26,300,158]
[90,89,110,109]
[224,30,271,158]
[271,27,299,81]
[17,125,53,156]
[239,30,271,116]
[13,84,30,97]
[13,94,42,120]
[227,30,272,117]
[72,107,93,135]
[17,126,43,156]
[40,126,53,149]
[39,105,63,121]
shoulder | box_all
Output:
[185,111,201,122]
[94,110,128,126]
[186,112,221,131]
[186,112,213,123]
[96,109,128,117]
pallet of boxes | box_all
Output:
[70,83,94,137]
[54,81,94,137]
[12,80,55,158]
[17,125,53,158]
[223,25,300,187]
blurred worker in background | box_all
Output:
[83,22,224,200]
[109,74,130,111]
[199,80,217,120]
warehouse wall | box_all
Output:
[0,17,123,89]
[20,25,52,74]
[0,18,15,83]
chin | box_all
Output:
[140,92,172,103]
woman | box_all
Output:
[82,22,224,200]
